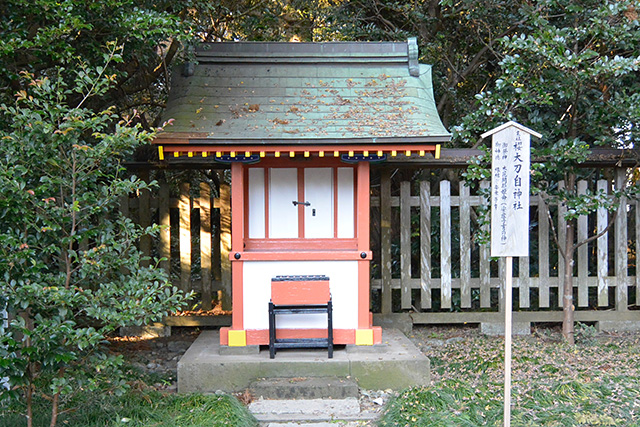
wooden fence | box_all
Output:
[125,166,640,328]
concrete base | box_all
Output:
[597,320,640,333]
[480,321,531,336]
[250,377,359,400]
[178,328,429,393]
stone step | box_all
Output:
[250,376,359,400]
[249,397,377,424]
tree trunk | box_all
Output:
[562,173,576,345]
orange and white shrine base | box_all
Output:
[157,142,439,347]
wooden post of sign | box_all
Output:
[504,256,513,425]
[482,121,541,427]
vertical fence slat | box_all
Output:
[577,180,589,307]
[139,171,151,268]
[480,181,491,308]
[460,182,471,308]
[597,179,609,307]
[200,183,212,311]
[440,181,452,309]
[420,181,432,309]
[519,256,530,308]
[615,169,628,312]
[557,180,566,308]
[219,176,232,310]
[538,197,550,308]
[159,180,171,274]
[380,170,393,313]
[179,183,191,294]
[400,181,412,310]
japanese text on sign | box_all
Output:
[489,125,532,257]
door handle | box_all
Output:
[292,201,310,207]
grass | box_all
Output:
[0,379,258,427]
[380,325,640,426]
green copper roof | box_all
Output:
[160,39,450,145]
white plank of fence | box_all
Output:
[179,183,191,293]
[380,170,393,313]
[159,180,171,274]
[538,198,550,308]
[577,180,589,307]
[420,181,432,309]
[460,182,471,308]
[519,256,530,308]
[480,181,491,308]
[440,181,452,309]
[200,183,213,311]
[557,181,566,308]
[401,181,412,309]
[615,169,628,311]
[597,180,609,307]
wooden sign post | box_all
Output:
[481,121,541,427]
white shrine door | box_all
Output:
[247,166,354,240]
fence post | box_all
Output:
[158,179,171,275]
[200,183,213,311]
[400,181,412,309]
[480,181,491,308]
[440,180,452,309]
[219,174,232,310]
[420,181,432,309]
[615,169,628,312]
[179,183,191,294]
[460,182,471,308]
[380,169,393,314]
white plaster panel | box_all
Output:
[337,168,354,238]
[269,168,298,238]
[304,168,333,238]
[243,261,358,330]
[248,168,265,238]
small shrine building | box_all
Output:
[153,38,450,348]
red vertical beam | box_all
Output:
[356,161,371,328]
[231,162,245,330]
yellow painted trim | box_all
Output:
[304,151,310,158]
[158,146,164,161]
[188,151,193,158]
[173,152,179,158]
[419,150,425,156]
[391,150,397,157]
[377,150,383,157]
[230,151,236,157]
[216,151,222,157]
[260,151,266,158]
[289,151,295,158]
[245,151,251,157]
[405,150,411,157]
[202,151,208,158]
[334,151,339,157]
[275,151,281,158]
[435,144,441,159]
[319,151,324,157]
[355,329,374,346]
[363,150,369,157]
[228,330,247,347]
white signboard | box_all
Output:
[483,122,539,257]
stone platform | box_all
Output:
[178,328,429,393]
